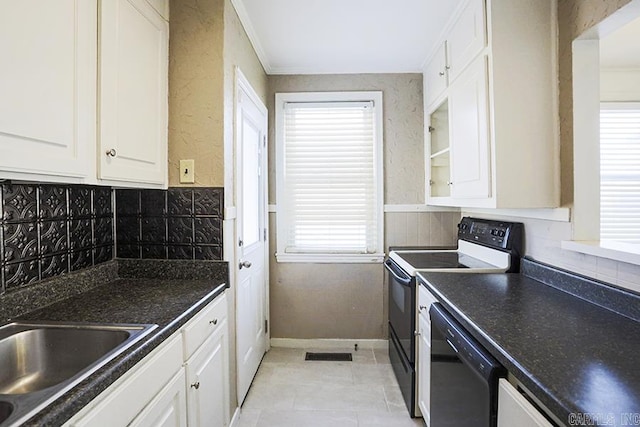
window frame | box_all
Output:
[274,91,384,263]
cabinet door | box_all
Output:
[449,55,491,199]
[0,0,95,179]
[185,321,230,427]
[99,0,168,185]
[130,369,188,427]
[424,42,449,110]
[447,0,486,83]
[417,313,431,426]
[68,335,183,427]
[498,379,553,427]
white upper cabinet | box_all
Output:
[99,0,169,186]
[424,0,559,208]
[0,1,96,181]
[0,0,168,188]
[446,0,486,83]
[423,0,485,112]
[449,55,490,199]
[145,0,170,20]
[424,42,449,109]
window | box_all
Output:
[275,92,384,263]
[600,103,640,243]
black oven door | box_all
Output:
[385,258,415,364]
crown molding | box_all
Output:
[230,0,272,74]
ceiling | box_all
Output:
[600,14,640,69]
[231,0,464,75]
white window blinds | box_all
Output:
[278,95,383,258]
[600,103,640,243]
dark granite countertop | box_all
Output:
[417,263,640,427]
[0,259,229,427]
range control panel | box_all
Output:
[457,217,523,253]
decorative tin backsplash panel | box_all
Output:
[0,183,114,293]
[115,188,223,261]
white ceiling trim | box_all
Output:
[268,65,424,76]
[230,0,272,73]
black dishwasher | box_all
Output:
[430,303,505,427]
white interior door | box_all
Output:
[235,70,268,405]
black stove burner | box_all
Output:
[399,252,469,269]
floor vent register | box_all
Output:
[304,352,353,361]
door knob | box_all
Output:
[239,260,252,269]
[191,382,200,389]
[209,319,218,325]
[106,148,117,157]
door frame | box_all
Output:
[233,67,270,405]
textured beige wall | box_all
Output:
[557,0,633,204]
[168,0,268,413]
[267,74,459,339]
[168,0,225,187]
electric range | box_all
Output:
[385,217,523,417]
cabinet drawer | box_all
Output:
[182,292,228,361]
[68,334,183,426]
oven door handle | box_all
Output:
[384,259,412,287]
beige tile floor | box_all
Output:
[235,347,425,427]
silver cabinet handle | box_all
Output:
[239,260,252,269]
[106,148,117,157]
[209,319,218,325]
[191,382,200,389]
[439,71,445,76]
[419,305,428,312]
[414,331,421,337]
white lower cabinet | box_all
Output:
[416,284,439,426]
[130,369,188,427]
[65,292,229,427]
[417,313,431,425]
[185,323,229,427]
[498,379,552,427]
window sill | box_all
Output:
[561,240,640,266]
[275,253,385,264]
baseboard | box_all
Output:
[270,338,388,350]
[229,407,241,427]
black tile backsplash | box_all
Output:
[0,182,115,294]
[115,188,223,262]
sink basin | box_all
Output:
[0,326,132,394]
[0,402,12,424]
[0,321,157,426]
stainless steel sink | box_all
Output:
[0,402,12,425]
[0,321,157,426]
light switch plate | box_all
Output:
[180,159,195,183]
